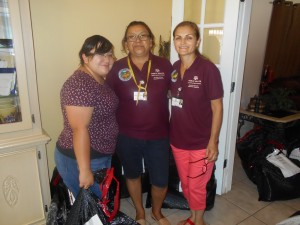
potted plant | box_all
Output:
[158,35,170,59]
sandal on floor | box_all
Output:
[136,218,146,225]
[151,213,171,225]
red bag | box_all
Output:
[98,168,120,222]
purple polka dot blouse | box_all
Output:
[57,70,119,154]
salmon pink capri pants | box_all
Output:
[171,145,215,210]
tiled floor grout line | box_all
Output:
[237,215,267,225]
[219,194,254,224]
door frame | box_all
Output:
[222,0,253,193]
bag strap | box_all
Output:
[99,168,120,222]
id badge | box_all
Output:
[171,97,183,108]
[134,91,147,101]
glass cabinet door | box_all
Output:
[0,0,32,133]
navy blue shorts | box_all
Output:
[116,135,169,187]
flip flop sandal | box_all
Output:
[184,218,195,225]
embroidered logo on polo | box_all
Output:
[118,68,132,81]
[187,75,202,88]
[151,68,165,80]
[171,70,178,82]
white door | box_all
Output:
[171,0,253,194]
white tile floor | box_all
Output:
[119,154,300,225]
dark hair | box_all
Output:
[79,35,113,65]
[173,21,201,56]
[121,21,155,53]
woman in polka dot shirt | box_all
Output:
[54,35,119,198]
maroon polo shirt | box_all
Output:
[170,55,224,149]
[107,53,172,140]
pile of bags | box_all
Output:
[236,126,300,201]
[46,168,138,225]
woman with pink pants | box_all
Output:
[170,21,224,225]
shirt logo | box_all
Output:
[188,75,202,88]
[118,68,132,81]
[171,70,178,82]
[151,68,165,80]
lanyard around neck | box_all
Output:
[127,57,152,105]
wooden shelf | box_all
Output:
[239,109,300,123]
[237,109,300,139]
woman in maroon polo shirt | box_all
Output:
[107,21,172,225]
[170,21,224,225]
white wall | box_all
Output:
[239,0,272,136]
[241,0,272,110]
[29,0,172,174]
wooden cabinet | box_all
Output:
[0,0,50,224]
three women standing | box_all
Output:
[56,21,223,225]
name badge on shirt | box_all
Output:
[172,97,183,108]
[134,91,147,101]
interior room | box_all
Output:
[0,0,299,224]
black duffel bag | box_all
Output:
[254,155,300,202]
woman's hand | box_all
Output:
[206,98,223,162]
[206,141,219,162]
[79,168,94,189]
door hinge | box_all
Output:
[230,82,235,93]
[31,114,35,123]
[38,151,41,159]
[45,204,48,212]
[223,159,227,168]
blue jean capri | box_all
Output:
[54,147,112,198]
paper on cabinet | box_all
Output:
[0,72,16,96]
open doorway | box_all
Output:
[240,0,300,136]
